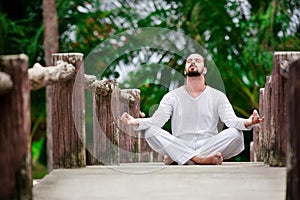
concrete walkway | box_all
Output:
[33,162,286,200]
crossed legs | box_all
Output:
[145,126,244,165]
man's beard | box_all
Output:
[186,70,201,77]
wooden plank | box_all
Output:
[0,54,32,199]
[47,53,86,170]
[286,58,300,200]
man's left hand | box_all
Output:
[244,109,264,127]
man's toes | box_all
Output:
[163,155,170,164]
[216,152,223,165]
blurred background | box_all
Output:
[0,0,299,179]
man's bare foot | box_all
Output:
[163,155,177,165]
[191,152,223,165]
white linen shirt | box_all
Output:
[135,86,251,140]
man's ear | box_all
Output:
[184,70,187,75]
[203,67,207,75]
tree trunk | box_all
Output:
[0,54,32,200]
[42,0,59,173]
[42,0,59,66]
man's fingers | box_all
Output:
[253,109,258,117]
[259,117,264,122]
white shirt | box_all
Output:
[135,86,251,140]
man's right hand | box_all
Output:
[120,112,139,126]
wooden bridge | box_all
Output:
[0,52,299,199]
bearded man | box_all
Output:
[120,54,263,165]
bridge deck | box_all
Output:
[33,162,286,200]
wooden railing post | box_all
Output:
[92,82,119,165]
[47,53,86,171]
[286,58,300,199]
[251,88,264,162]
[269,52,300,166]
[262,76,272,164]
[0,54,32,200]
[118,89,140,163]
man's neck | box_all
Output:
[185,75,206,97]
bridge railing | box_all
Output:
[250,51,300,167]
[250,51,300,199]
[0,53,160,199]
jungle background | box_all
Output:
[0,0,299,178]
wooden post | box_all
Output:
[251,88,265,162]
[257,88,264,161]
[262,76,272,164]
[47,53,86,171]
[118,89,140,163]
[269,52,300,166]
[0,54,32,200]
[92,81,119,165]
[251,88,264,162]
[251,88,263,162]
[286,58,300,199]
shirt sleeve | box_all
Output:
[217,93,252,131]
[133,93,173,131]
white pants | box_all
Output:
[145,126,244,165]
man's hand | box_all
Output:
[120,112,139,126]
[244,109,264,127]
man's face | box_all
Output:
[184,54,206,77]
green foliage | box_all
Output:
[32,138,47,179]
[0,0,44,65]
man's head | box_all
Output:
[184,54,207,77]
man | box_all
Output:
[120,53,263,165]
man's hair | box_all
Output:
[187,53,208,68]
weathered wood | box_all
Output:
[84,75,115,96]
[286,58,300,200]
[153,151,164,162]
[47,53,86,171]
[0,54,32,200]
[280,60,289,78]
[250,142,254,162]
[119,89,140,163]
[251,88,264,162]
[28,61,75,90]
[258,88,264,161]
[269,52,300,166]
[92,81,119,165]
[251,88,262,162]
[84,74,135,102]
[262,76,272,164]
[0,72,13,95]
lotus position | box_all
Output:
[120,53,263,165]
